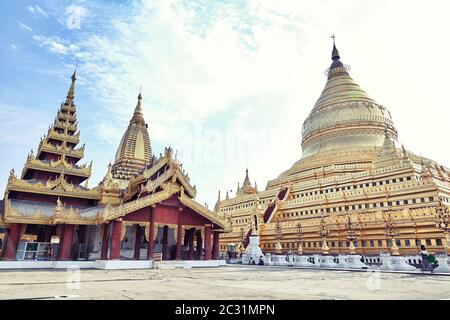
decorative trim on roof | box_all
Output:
[178,192,231,232]
[7,172,100,200]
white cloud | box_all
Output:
[32,35,79,55]
[17,21,33,32]
[27,5,49,17]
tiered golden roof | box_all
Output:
[3,145,230,231]
[5,71,98,201]
[20,71,91,183]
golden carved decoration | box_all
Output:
[104,187,175,221]
[6,175,99,200]
[178,193,231,232]
[22,156,91,178]
[38,140,84,158]
[119,221,150,241]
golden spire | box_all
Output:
[66,70,76,103]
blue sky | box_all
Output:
[2,0,450,207]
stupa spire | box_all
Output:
[130,91,145,125]
[243,168,251,187]
[331,34,340,61]
[328,34,346,75]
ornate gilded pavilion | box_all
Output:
[0,73,230,261]
[216,40,450,257]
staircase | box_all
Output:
[263,186,290,223]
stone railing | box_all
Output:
[239,252,450,273]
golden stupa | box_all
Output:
[216,39,450,257]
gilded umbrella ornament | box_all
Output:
[296,222,303,255]
[274,215,283,254]
[434,200,450,254]
[318,213,330,255]
[345,214,357,255]
[384,210,400,256]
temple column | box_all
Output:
[196,230,203,260]
[147,206,155,260]
[162,225,168,260]
[134,225,141,260]
[57,224,74,261]
[176,208,183,260]
[1,223,22,260]
[204,224,212,260]
[188,228,195,260]
[36,226,45,242]
[100,224,109,260]
[109,219,122,260]
[212,231,220,260]
[44,225,52,243]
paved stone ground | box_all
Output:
[0,265,449,300]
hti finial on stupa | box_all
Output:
[331,34,340,61]
[327,34,347,77]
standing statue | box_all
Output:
[251,210,259,236]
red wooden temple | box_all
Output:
[0,72,231,262]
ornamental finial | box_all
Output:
[130,91,145,125]
[66,70,76,102]
[331,34,340,61]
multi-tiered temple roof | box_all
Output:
[6,72,97,202]
[2,72,100,229]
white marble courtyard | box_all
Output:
[0,265,449,300]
